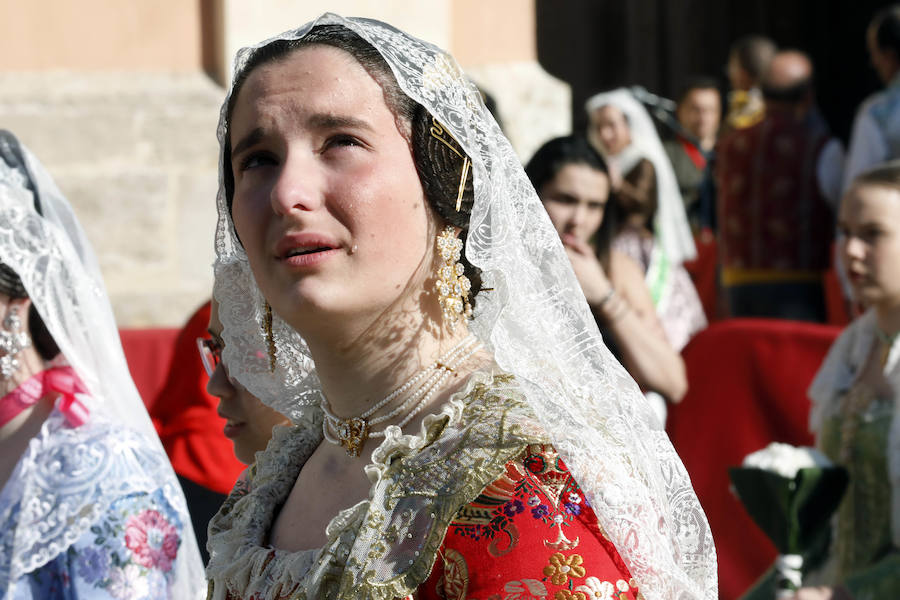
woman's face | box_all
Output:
[839,183,900,309]
[206,300,289,464]
[540,163,610,244]
[228,44,433,334]
[588,105,631,156]
[867,25,899,85]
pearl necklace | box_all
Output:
[321,334,482,457]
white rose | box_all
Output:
[742,442,833,478]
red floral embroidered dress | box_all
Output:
[418,444,639,600]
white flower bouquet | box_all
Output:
[729,443,848,599]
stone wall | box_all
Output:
[0,72,224,327]
[0,0,569,328]
[467,62,570,163]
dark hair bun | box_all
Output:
[412,105,474,229]
[411,105,482,300]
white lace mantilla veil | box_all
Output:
[585,88,697,265]
[0,132,205,598]
[212,14,717,600]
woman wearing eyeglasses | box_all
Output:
[200,298,289,465]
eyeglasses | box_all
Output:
[196,337,223,378]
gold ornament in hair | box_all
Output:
[262,300,277,372]
[435,225,472,328]
[429,118,470,212]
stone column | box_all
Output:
[0,0,222,327]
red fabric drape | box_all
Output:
[683,234,719,323]
[667,318,840,599]
[119,328,179,416]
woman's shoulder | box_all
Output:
[808,310,879,431]
[0,411,191,582]
[815,310,877,377]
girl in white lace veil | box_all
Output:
[212,14,716,600]
[0,131,205,598]
[585,88,697,266]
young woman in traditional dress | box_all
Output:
[800,163,900,600]
[205,16,716,600]
[0,130,204,598]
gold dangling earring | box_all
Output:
[435,225,472,329]
[262,300,277,372]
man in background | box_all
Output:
[663,77,721,233]
[716,50,840,322]
[844,4,900,190]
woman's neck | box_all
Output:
[874,301,900,339]
[302,300,474,419]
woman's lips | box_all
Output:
[275,232,342,269]
[847,270,865,285]
[280,247,340,268]
[223,421,245,439]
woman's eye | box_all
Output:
[862,228,883,242]
[324,134,362,151]
[238,152,277,172]
[545,194,576,206]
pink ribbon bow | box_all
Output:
[0,366,90,428]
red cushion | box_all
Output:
[667,318,840,599]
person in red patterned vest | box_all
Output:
[716,50,841,322]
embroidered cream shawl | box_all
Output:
[206,372,547,600]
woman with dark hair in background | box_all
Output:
[526,135,686,418]
[0,131,204,598]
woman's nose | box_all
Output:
[571,201,588,227]
[843,235,866,261]
[270,154,323,215]
[206,362,235,399]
